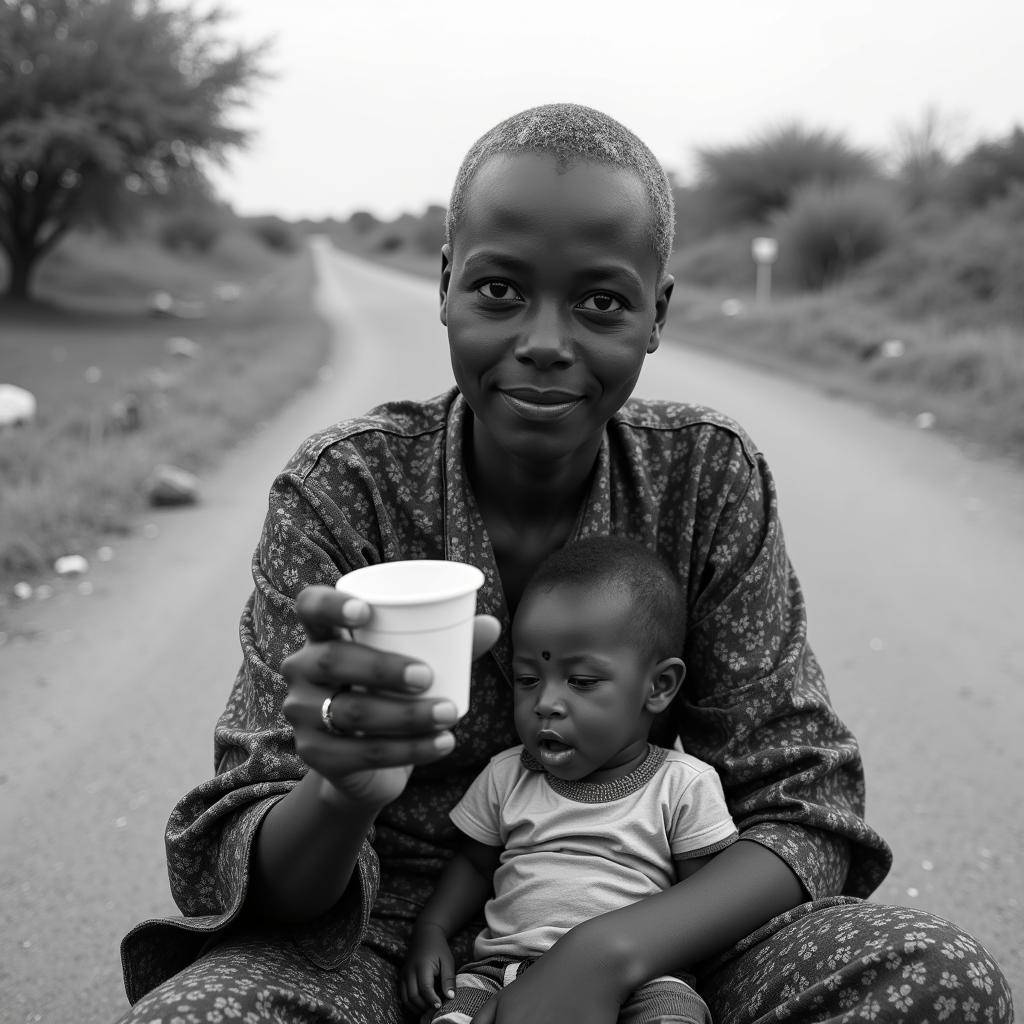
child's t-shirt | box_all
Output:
[449,743,738,959]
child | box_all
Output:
[401,536,737,1024]
[117,103,1010,1024]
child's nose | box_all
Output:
[534,680,567,717]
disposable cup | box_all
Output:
[336,559,485,718]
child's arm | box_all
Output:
[400,834,502,1013]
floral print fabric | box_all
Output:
[118,902,1013,1022]
[122,388,939,1011]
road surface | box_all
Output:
[1,243,1020,1021]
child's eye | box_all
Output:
[514,675,539,689]
[568,676,601,691]
[577,292,625,314]
[477,280,523,303]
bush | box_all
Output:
[773,181,903,290]
[670,229,764,290]
[856,185,1024,324]
[247,216,300,254]
[696,124,880,227]
[414,205,447,255]
[348,210,380,235]
[950,126,1024,208]
[159,212,222,253]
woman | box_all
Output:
[118,104,1011,1024]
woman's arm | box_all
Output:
[574,838,804,990]
[472,838,803,1024]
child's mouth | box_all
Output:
[537,737,574,766]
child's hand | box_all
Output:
[399,923,457,1013]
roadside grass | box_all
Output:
[0,229,331,588]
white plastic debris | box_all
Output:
[880,339,906,358]
[0,383,37,427]
[165,336,202,360]
[54,554,89,577]
[720,298,744,317]
[914,412,936,430]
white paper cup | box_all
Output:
[336,559,485,718]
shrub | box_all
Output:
[248,216,300,254]
[348,210,380,235]
[773,181,903,290]
[159,212,221,253]
[856,185,1024,324]
[670,229,764,291]
[696,124,880,227]
[414,205,447,255]
[950,126,1024,208]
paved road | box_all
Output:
[1,244,1020,1022]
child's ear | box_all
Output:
[645,656,685,712]
[439,244,453,326]
[646,274,674,355]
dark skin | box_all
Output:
[247,154,805,1022]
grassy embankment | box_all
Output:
[0,226,331,591]
[324,207,1024,467]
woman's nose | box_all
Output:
[514,307,574,369]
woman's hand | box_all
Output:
[399,923,457,1014]
[281,584,500,812]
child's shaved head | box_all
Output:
[446,103,675,274]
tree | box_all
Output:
[696,124,879,228]
[0,0,268,300]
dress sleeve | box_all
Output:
[677,444,892,899]
[120,451,384,1003]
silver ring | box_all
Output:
[321,693,344,736]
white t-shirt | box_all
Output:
[449,743,738,959]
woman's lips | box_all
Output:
[499,390,583,421]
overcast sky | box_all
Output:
[206,0,1024,222]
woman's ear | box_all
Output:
[645,657,685,713]
[646,274,674,355]
[439,244,453,326]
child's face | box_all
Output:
[440,153,673,467]
[511,583,675,783]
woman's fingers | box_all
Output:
[298,731,455,776]
[311,686,458,738]
[472,614,502,660]
[282,636,432,695]
[294,585,371,642]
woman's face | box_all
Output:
[441,153,673,469]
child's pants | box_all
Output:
[431,954,710,1024]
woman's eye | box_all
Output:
[577,293,624,314]
[478,280,522,302]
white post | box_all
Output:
[751,236,778,306]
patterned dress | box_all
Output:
[117,390,1013,1023]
